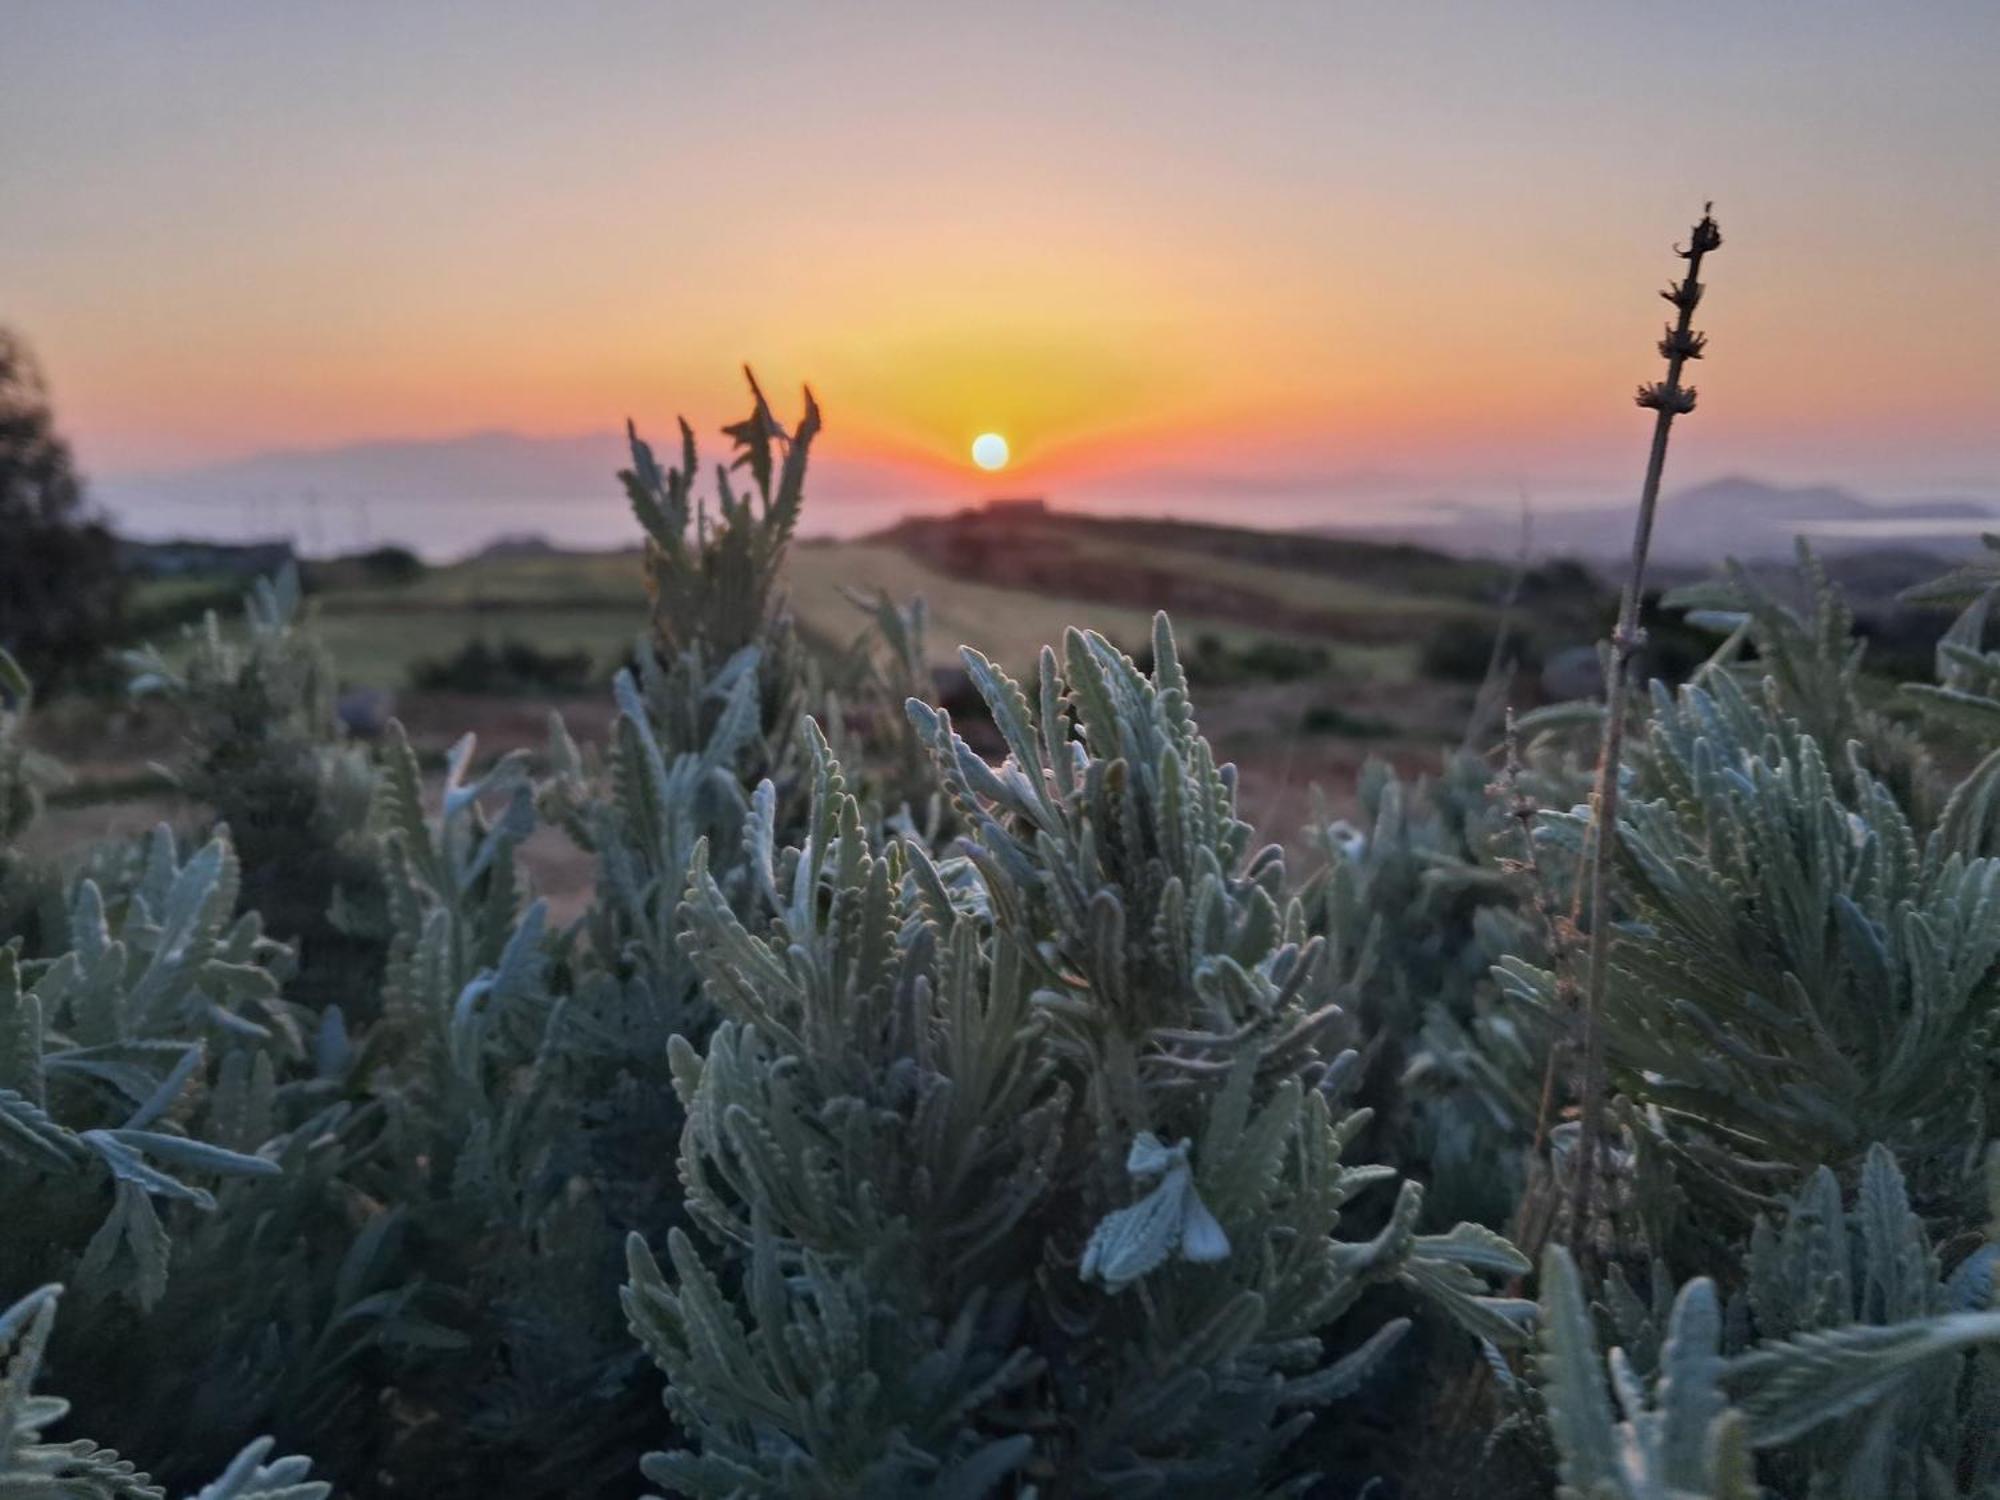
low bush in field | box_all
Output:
[302,543,428,591]
[1185,630,1334,683]
[409,633,596,695]
[1419,616,1543,683]
[1299,702,1398,737]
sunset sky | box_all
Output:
[5,1,1997,539]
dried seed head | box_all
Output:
[1658,326,1708,361]
[1679,204,1723,257]
[1660,277,1705,312]
[1636,381,1698,414]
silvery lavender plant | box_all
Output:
[624,613,1531,1497]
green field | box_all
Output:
[134,522,1441,689]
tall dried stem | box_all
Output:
[1496,709,1579,1274]
[1564,205,1723,1257]
[1462,491,1536,752]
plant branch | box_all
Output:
[1462,489,1536,752]
[1564,204,1722,1258]
[1498,708,1580,1272]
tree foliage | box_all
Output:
[0,329,123,690]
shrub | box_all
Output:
[121,580,248,645]
[1302,755,1553,1232]
[1299,703,1397,737]
[1184,633,1333,685]
[1499,612,2000,1242]
[354,544,426,586]
[124,567,387,1023]
[292,373,842,1496]
[0,826,298,1305]
[409,634,595,695]
[0,1284,328,1500]
[840,586,953,837]
[349,722,657,1495]
[1421,617,1541,684]
[1531,1146,2000,1499]
[298,544,427,593]
[623,614,1534,1496]
[1666,544,1937,812]
[0,805,386,1483]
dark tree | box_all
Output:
[0,329,124,689]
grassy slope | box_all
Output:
[278,543,1180,688]
[787,540,1369,672]
[874,510,1521,648]
[175,519,1437,688]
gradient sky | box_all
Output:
[5,0,1997,520]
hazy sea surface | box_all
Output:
[98,477,2000,565]
[101,488,1487,562]
[104,490,907,560]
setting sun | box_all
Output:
[971,432,1010,472]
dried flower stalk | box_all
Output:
[1565,205,1723,1255]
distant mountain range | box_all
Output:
[1315,476,1999,563]
[98,428,937,510]
[93,428,1998,566]
[107,429,631,505]
[92,428,940,557]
